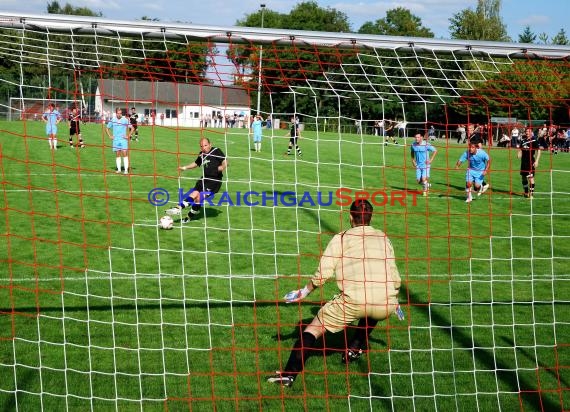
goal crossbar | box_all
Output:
[1,12,569,59]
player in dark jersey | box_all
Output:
[68,106,85,148]
[284,116,303,157]
[518,127,542,198]
[129,107,139,141]
[165,138,227,223]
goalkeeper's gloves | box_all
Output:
[394,304,405,321]
[284,286,311,303]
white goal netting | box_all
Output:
[0,12,569,412]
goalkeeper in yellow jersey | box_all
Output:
[267,199,403,387]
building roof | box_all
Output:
[97,79,250,107]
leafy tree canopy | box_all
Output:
[47,1,102,17]
[449,0,509,41]
[358,7,434,38]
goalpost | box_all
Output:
[0,12,569,411]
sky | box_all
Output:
[0,0,567,41]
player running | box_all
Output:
[410,132,437,196]
[455,142,490,203]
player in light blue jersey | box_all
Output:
[410,132,437,196]
[42,103,62,150]
[106,108,132,174]
[455,142,490,203]
[250,114,264,152]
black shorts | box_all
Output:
[520,167,535,178]
[70,127,80,136]
[289,137,298,145]
[194,178,222,197]
[131,124,138,130]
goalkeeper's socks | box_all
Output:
[284,331,316,374]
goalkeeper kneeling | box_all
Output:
[268,199,405,387]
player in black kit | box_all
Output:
[68,106,85,148]
[165,138,227,223]
[129,107,139,141]
[284,116,302,157]
[518,127,542,198]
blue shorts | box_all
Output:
[253,132,262,143]
[416,165,430,181]
[112,138,129,151]
[46,126,57,135]
[466,170,484,185]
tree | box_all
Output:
[232,2,353,117]
[552,29,569,45]
[280,1,350,32]
[448,0,509,42]
[47,1,102,17]
[358,7,434,38]
[356,8,438,122]
[453,58,569,121]
[230,9,285,85]
[518,26,536,44]
[538,32,549,44]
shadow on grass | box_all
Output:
[175,206,221,222]
[268,283,564,411]
[406,285,562,412]
[2,283,562,410]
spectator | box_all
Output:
[384,120,397,145]
[355,120,362,134]
[511,126,520,148]
[537,123,548,148]
[428,125,436,141]
[396,120,407,138]
[456,124,466,144]
[498,134,511,148]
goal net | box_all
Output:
[0,13,569,411]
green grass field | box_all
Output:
[1,120,569,411]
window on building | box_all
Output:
[166,109,178,119]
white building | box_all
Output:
[94,79,251,127]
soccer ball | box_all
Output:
[159,215,174,230]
